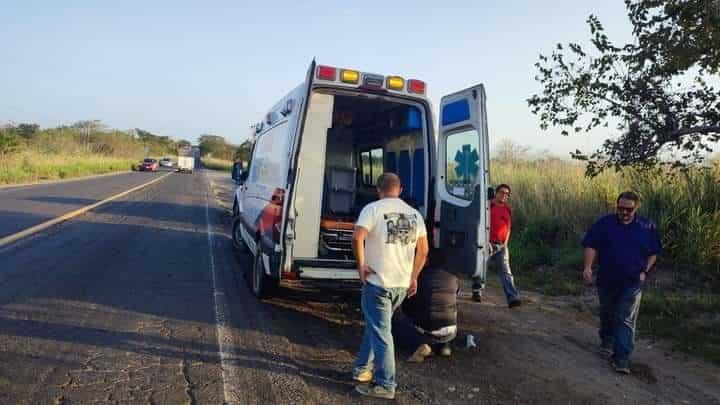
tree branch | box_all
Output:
[668,125,720,138]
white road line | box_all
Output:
[204,179,240,404]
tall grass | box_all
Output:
[0,124,182,185]
[0,152,138,185]
[201,157,233,172]
[492,159,720,281]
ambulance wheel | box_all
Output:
[252,245,277,298]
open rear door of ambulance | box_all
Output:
[279,60,317,275]
[435,84,491,280]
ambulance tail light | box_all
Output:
[408,79,426,95]
[270,188,285,242]
[316,65,337,81]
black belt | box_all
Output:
[490,241,504,245]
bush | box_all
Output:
[0,131,21,156]
[201,157,233,172]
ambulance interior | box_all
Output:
[318,94,427,259]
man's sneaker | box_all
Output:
[472,291,483,302]
[508,299,522,308]
[353,369,373,383]
[407,344,432,363]
[611,359,631,375]
[599,346,613,358]
[355,384,395,400]
[438,344,453,357]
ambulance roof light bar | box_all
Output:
[315,65,425,95]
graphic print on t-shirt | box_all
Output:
[384,213,418,245]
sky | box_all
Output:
[0,0,636,156]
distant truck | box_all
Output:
[177,147,195,174]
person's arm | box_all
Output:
[583,247,597,285]
[408,235,429,297]
[505,207,512,245]
[642,224,662,284]
[640,255,657,284]
[352,226,372,284]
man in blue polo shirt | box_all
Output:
[582,191,662,374]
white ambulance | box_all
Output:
[232,61,491,298]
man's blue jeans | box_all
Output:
[353,282,407,391]
[597,285,643,363]
[472,243,519,303]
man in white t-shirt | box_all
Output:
[351,173,429,400]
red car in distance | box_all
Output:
[139,158,159,172]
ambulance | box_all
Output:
[232,61,491,298]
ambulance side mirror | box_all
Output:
[487,187,495,201]
[232,163,244,185]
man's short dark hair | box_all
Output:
[496,184,511,193]
[377,173,402,192]
[617,191,640,205]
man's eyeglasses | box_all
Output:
[497,190,511,197]
[616,206,635,213]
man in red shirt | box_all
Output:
[472,184,521,308]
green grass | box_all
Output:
[515,268,583,296]
[639,289,720,365]
[201,157,233,172]
[0,152,138,185]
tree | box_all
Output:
[493,139,531,162]
[0,131,21,156]
[72,120,104,152]
[16,123,39,138]
[528,0,720,176]
[234,140,254,162]
[198,134,235,160]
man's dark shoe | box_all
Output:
[599,346,613,358]
[508,299,522,308]
[472,291,482,302]
[611,359,631,374]
[356,384,395,399]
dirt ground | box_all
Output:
[257,276,719,405]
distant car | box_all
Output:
[139,158,159,172]
[159,158,174,167]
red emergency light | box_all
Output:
[407,79,426,95]
[316,65,337,81]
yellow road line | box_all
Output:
[0,172,173,248]
[0,170,133,190]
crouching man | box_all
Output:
[393,267,458,362]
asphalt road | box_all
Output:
[0,169,369,404]
[0,171,167,239]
